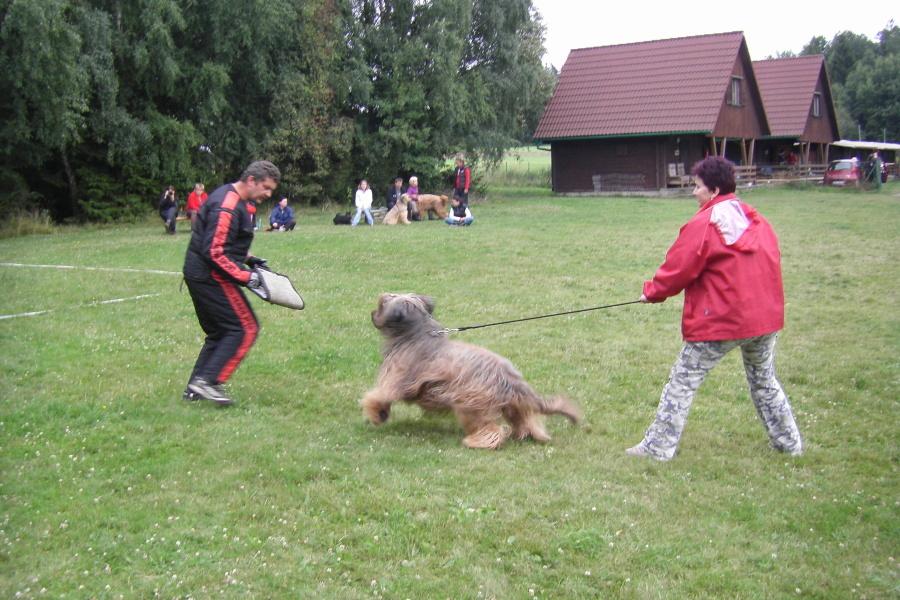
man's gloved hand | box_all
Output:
[247,272,262,288]
[246,256,267,268]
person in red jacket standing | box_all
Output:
[626,156,802,462]
[454,157,470,206]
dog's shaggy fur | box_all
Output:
[361,293,581,449]
[411,194,449,219]
[382,193,411,225]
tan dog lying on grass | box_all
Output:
[361,293,581,449]
[382,193,411,225]
[412,194,449,220]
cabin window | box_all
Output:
[812,93,822,117]
[730,76,743,106]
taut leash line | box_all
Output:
[432,300,642,336]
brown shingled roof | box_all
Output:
[534,31,748,140]
[753,55,827,137]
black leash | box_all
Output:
[432,300,642,336]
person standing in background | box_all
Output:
[454,158,470,206]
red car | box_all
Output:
[824,159,861,186]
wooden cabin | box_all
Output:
[533,32,770,193]
[753,56,840,168]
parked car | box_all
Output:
[824,159,861,186]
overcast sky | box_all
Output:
[530,1,897,69]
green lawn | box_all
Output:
[1,182,898,599]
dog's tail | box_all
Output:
[541,395,582,424]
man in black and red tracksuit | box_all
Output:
[182,161,280,405]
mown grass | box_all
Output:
[482,148,552,187]
[1,181,898,599]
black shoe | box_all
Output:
[187,377,235,405]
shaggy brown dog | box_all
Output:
[411,194,449,219]
[382,193,411,225]
[361,293,581,449]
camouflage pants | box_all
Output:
[639,332,802,461]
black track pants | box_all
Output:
[186,272,259,384]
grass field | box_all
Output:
[482,148,552,187]
[1,181,898,599]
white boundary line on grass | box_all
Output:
[0,262,181,275]
[0,293,163,320]
[0,263,178,320]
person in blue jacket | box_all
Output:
[268,197,296,231]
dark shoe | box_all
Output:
[187,377,235,405]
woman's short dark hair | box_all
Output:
[691,156,736,195]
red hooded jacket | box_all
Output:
[642,194,784,342]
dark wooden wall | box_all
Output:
[550,135,710,192]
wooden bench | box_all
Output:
[666,163,692,187]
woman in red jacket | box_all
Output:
[185,183,208,231]
[626,156,802,462]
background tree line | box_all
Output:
[775,21,899,144]
[0,0,555,222]
[2,1,896,224]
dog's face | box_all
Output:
[397,193,410,207]
[371,293,436,334]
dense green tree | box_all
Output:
[826,30,878,86]
[1,0,553,219]
[800,36,829,56]
[876,20,900,56]
[346,0,551,194]
[0,0,354,218]
[264,0,356,203]
[843,54,900,141]
[0,0,92,216]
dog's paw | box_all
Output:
[463,424,510,450]
[362,397,392,425]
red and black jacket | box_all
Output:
[183,184,254,285]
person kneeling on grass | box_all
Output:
[445,195,473,226]
[267,197,296,231]
[158,185,178,235]
[625,156,802,462]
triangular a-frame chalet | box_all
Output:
[534,32,769,193]
[753,55,840,165]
